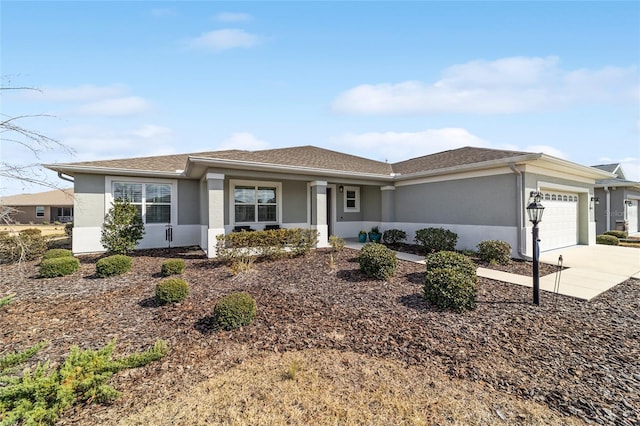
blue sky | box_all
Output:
[2,1,639,195]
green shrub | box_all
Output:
[101,200,145,254]
[95,254,132,277]
[414,227,458,253]
[358,243,397,280]
[53,221,62,226]
[213,292,257,331]
[42,221,49,225]
[0,339,166,426]
[328,235,345,252]
[155,278,189,304]
[42,248,73,260]
[0,230,48,263]
[39,256,80,278]
[64,222,73,237]
[476,240,511,265]
[604,230,627,239]
[596,234,619,245]
[382,229,407,245]
[424,251,477,312]
[161,258,186,276]
[215,228,318,262]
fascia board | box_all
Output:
[536,155,615,179]
[43,164,184,179]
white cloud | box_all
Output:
[188,29,260,52]
[131,124,172,139]
[330,128,489,163]
[332,56,639,115]
[215,12,252,23]
[215,132,269,151]
[73,96,151,116]
[23,84,128,102]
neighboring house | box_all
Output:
[592,164,640,235]
[0,188,74,224]
[44,146,612,258]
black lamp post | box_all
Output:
[526,191,545,305]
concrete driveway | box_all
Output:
[538,245,640,300]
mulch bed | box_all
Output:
[1,248,638,425]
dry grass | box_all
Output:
[120,349,585,426]
[0,224,66,236]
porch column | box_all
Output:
[205,173,225,258]
[310,180,329,248]
[381,186,396,226]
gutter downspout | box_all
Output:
[604,186,610,231]
[57,172,74,183]
[509,163,532,260]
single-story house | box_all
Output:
[592,163,640,235]
[0,188,74,224]
[44,146,613,258]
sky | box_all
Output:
[2,1,639,196]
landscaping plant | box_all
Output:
[382,229,407,245]
[603,230,627,239]
[42,248,73,260]
[95,254,133,278]
[414,227,458,253]
[161,258,186,276]
[100,200,145,255]
[328,235,345,252]
[476,240,512,265]
[424,251,477,312]
[0,339,167,425]
[212,292,257,330]
[155,278,189,304]
[39,256,80,278]
[596,234,619,245]
[0,229,48,264]
[358,243,397,280]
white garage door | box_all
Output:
[628,200,638,234]
[538,191,579,251]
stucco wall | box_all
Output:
[282,180,307,223]
[74,173,105,227]
[177,180,200,225]
[395,174,517,226]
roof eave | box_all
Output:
[44,164,184,179]
[536,155,616,179]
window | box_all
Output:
[112,182,172,224]
[233,182,278,223]
[344,186,360,212]
[36,206,45,217]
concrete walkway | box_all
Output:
[344,240,640,301]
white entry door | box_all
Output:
[628,200,638,234]
[538,191,579,251]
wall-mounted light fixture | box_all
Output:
[591,196,600,204]
[625,199,634,207]
[339,185,344,193]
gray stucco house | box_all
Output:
[592,164,640,235]
[45,146,612,258]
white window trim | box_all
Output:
[343,186,360,213]
[229,179,282,225]
[35,206,45,217]
[105,176,178,226]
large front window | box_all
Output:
[113,182,172,224]
[233,183,278,223]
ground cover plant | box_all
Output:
[0,247,638,425]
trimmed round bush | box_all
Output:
[596,234,619,246]
[358,243,397,280]
[382,229,407,245]
[213,292,257,331]
[414,227,458,253]
[424,251,477,312]
[476,240,511,265]
[155,278,189,304]
[43,249,73,260]
[604,230,627,239]
[39,256,80,278]
[161,258,186,276]
[95,254,132,278]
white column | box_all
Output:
[310,180,329,248]
[206,173,225,258]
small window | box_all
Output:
[36,206,45,217]
[551,195,557,201]
[544,193,551,201]
[563,195,568,202]
[344,186,360,212]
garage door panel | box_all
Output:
[538,191,579,251]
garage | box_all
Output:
[628,200,638,234]
[538,191,579,251]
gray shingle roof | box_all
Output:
[592,164,619,174]
[391,146,532,175]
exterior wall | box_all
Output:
[594,187,608,234]
[177,180,200,225]
[282,180,307,223]
[7,206,45,224]
[336,184,381,223]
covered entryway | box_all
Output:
[538,191,579,251]
[628,200,638,234]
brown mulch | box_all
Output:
[1,248,639,425]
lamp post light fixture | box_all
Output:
[526,191,545,305]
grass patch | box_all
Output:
[121,349,584,426]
